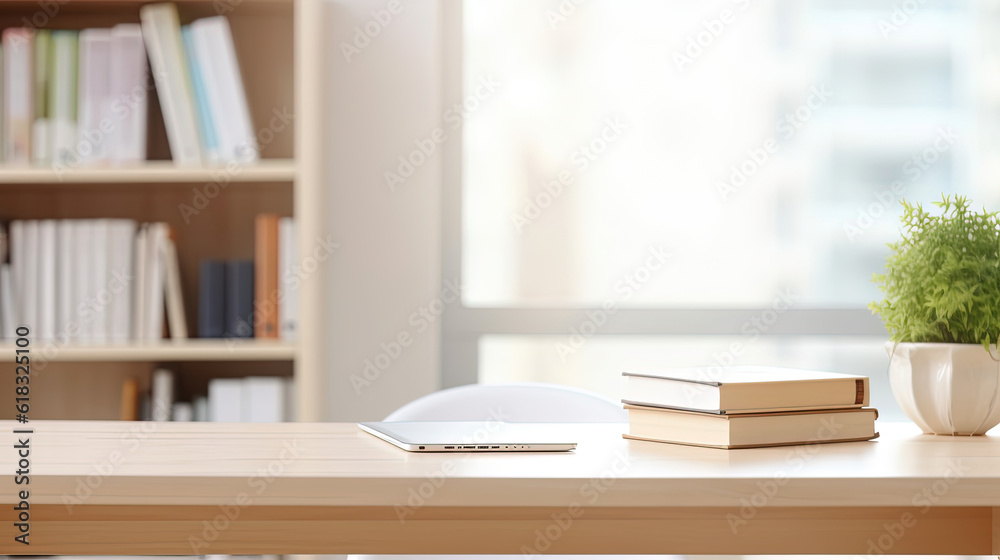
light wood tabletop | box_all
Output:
[1,420,998,555]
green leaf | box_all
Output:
[870,194,1000,349]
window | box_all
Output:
[444,0,1000,420]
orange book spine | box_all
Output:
[120,378,139,421]
[254,214,280,338]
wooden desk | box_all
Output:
[1,421,999,555]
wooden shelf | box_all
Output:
[0,339,296,362]
[0,0,292,6]
[0,159,296,185]
[0,0,325,421]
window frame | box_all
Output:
[440,0,885,389]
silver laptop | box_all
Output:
[358,421,578,452]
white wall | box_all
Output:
[320,0,444,421]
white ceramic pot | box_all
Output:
[886,342,1000,435]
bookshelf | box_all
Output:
[0,0,327,422]
[0,158,297,183]
[0,339,297,361]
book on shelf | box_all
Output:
[0,264,13,339]
[139,3,201,165]
[172,401,194,421]
[32,30,51,165]
[193,395,208,421]
[90,220,110,343]
[120,377,140,421]
[622,367,870,414]
[208,376,293,422]
[2,28,33,165]
[108,220,136,343]
[182,24,220,162]
[121,371,294,422]
[226,259,254,337]
[197,216,295,341]
[163,227,188,339]
[208,379,241,421]
[38,220,57,341]
[188,16,258,162]
[151,368,174,422]
[278,216,297,340]
[198,259,226,338]
[0,219,186,344]
[254,214,280,339]
[56,220,73,337]
[0,3,256,169]
[623,404,879,450]
[110,24,149,164]
[244,376,286,422]
[50,30,79,166]
[199,258,254,338]
[78,29,113,166]
[72,220,93,342]
[139,2,258,165]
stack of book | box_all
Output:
[120,370,293,422]
[0,3,255,167]
[0,220,185,342]
[207,375,294,422]
[197,214,296,341]
[622,367,878,449]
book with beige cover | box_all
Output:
[622,366,869,414]
[624,404,879,449]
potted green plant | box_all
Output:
[870,194,1000,435]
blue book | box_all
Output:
[181,25,219,161]
[198,260,225,338]
[225,260,254,338]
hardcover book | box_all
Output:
[622,367,869,414]
[624,404,879,449]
